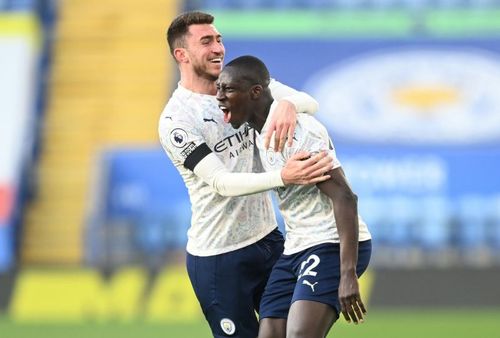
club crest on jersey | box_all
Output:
[220,318,236,335]
[170,128,188,148]
[266,149,276,165]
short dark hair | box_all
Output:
[225,55,270,88]
[166,11,214,56]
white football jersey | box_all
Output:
[257,102,372,255]
[159,84,277,256]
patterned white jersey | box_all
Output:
[257,102,372,255]
[159,84,277,256]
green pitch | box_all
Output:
[1,309,498,338]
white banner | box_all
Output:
[0,14,39,222]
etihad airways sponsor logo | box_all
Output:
[213,125,253,158]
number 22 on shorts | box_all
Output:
[297,254,320,280]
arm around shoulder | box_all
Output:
[192,152,284,197]
[269,79,319,115]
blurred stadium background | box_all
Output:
[1,0,500,337]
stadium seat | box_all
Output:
[21,0,180,265]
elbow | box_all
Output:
[310,98,319,113]
[300,92,319,113]
[351,191,358,204]
[218,190,239,197]
[211,181,242,197]
[214,189,248,197]
[349,191,358,205]
[211,184,233,197]
[337,190,358,207]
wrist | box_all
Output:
[279,96,298,112]
[280,169,290,186]
[275,169,286,187]
[278,98,294,108]
[341,266,356,276]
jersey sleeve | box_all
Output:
[193,152,284,197]
[159,113,210,169]
[159,108,285,197]
[269,78,319,115]
[285,115,341,170]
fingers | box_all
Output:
[341,306,350,323]
[293,150,323,165]
[264,119,277,150]
[311,154,334,175]
[264,120,297,152]
[304,174,331,184]
[293,152,333,184]
[289,151,312,161]
[300,152,333,176]
[274,125,289,152]
[263,131,273,150]
[287,122,295,148]
[281,151,332,185]
[341,298,366,324]
[276,119,296,151]
[353,299,366,323]
[358,299,367,315]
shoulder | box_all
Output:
[159,90,209,128]
[296,113,328,138]
[164,90,197,117]
[268,78,287,92]
[159,102,191,131]
[158,96,204,145]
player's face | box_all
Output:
[184,24,225,81]
[216,70,254,129]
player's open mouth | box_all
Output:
[219,105,231,123]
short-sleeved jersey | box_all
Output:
[159,84,277,256]
[257,102,372,255]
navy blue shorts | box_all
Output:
[259,240,372,319]
[186,228,284,338]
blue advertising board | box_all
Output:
[223,38,500,252]
[96,38,500,266]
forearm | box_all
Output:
[193,152,284,197]
[332,193,359,274]
[207,171,284,197]
[318,169,365,324]
[269,79,319,115]
[281,92,319,115]
[317,168,359,273]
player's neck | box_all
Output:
[179,71,217,96]
[250,99,273,133]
